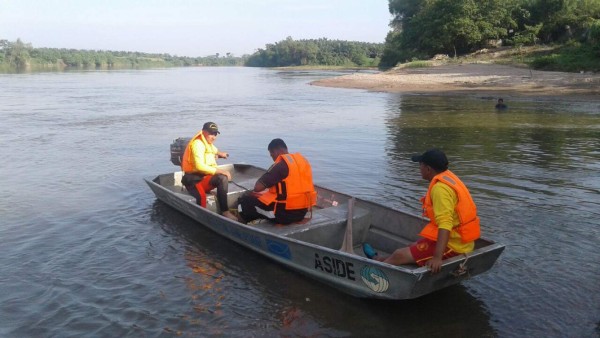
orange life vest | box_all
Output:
[180,131,218,173]
[258,153,317,210]
[419,170,481,243]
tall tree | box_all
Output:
[523,0,600,41]
[5,38,32,69]
[388,0,426,30]
[382,0,519,65]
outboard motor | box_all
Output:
[170,137,190,166]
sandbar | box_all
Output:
[311,63,600,102]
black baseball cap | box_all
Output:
[411,149,448,172]
[202,122,220,134]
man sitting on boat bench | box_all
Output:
[180,122,238,221]
[238,138,317,225]
[363,149,481,273]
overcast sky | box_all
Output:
[0,0,392,57]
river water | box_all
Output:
[1,67,599,337]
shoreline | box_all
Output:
[310,63,600,102]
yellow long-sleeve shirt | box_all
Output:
[431,182,475,253]
[189,137,218,175]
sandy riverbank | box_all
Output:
[311,63,600,101]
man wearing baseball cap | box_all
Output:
[180,122,237,221]
[363,149,481,273]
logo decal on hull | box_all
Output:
[360,266,389,293]
[266,239,291,260]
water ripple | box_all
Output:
[1,69,599,337]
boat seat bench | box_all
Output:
[204,188,373,250]
[164,172,373,249]
[161,172,252,212]
[251,202,372,249]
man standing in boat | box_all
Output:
[238,138,317,225]
[364,149,480,273]
[180,122,238,221]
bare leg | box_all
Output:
[222,210,239,221]
[376,247,416,266]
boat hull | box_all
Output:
[145,164,504,300]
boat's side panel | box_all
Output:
[267,238,422,299]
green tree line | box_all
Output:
[0,39,248,72]
[380,0,600,70]
[245,37,384,67]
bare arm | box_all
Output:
[253,180,266,192]
[253,161,287,193]
[427,229,450,273]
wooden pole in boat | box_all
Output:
[340,197,355,254]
